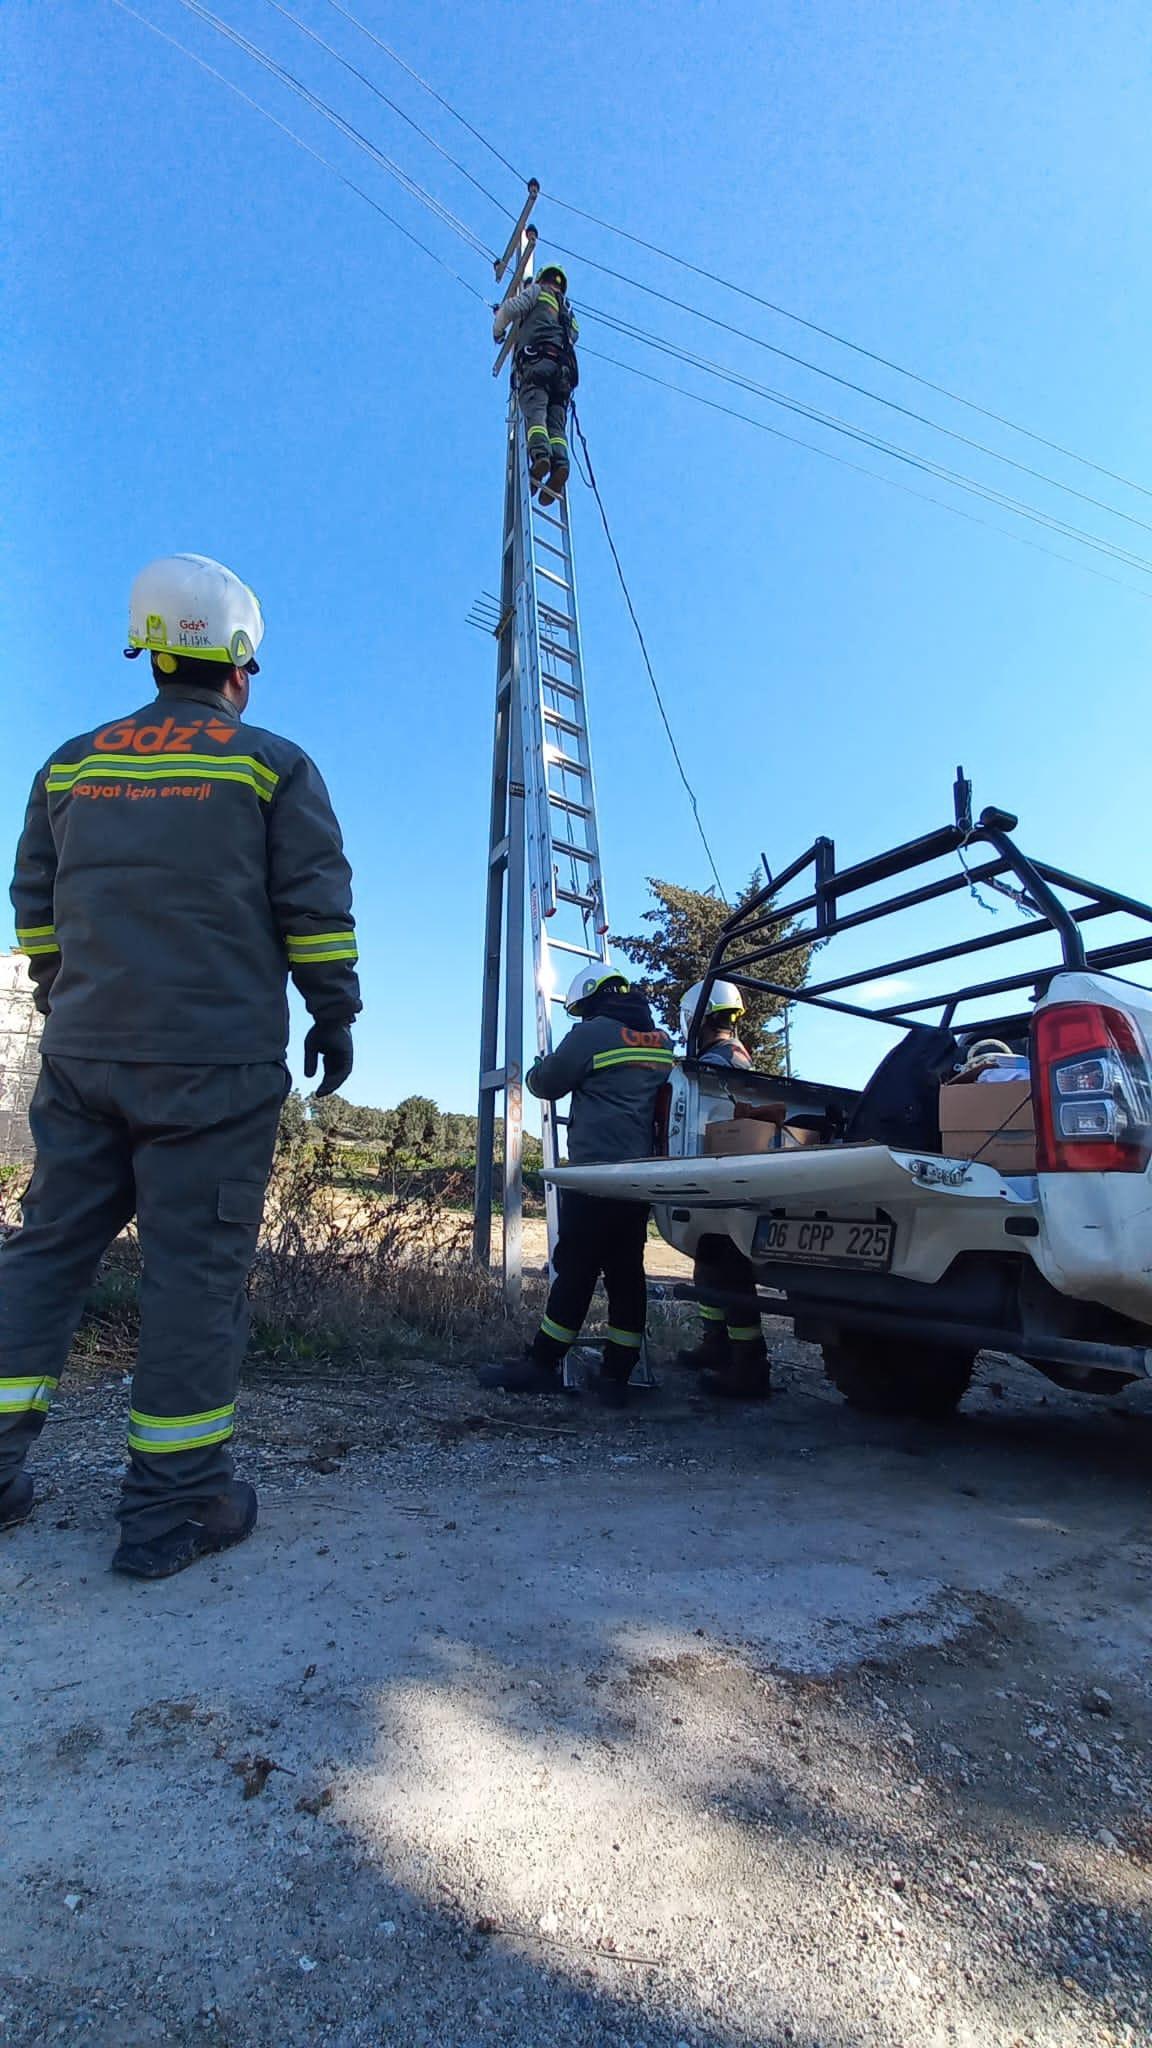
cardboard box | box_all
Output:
[704,1117,779,1157]
[939,1079,1036,1174]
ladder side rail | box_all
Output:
[554,489,612,954]
[515,418,564,1261]
[501,438,529,1308]
[519,436,562,924]
[473,413,521,1270]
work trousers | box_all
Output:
[0,1056,287,1539]
[694,1241,766,1352]
[532,1189,649,1378]
[518,361,571,480]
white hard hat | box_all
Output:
[565,963,628,1014]
[680,978,745,1041]
[124,553,264,674]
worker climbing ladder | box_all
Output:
[473,187,612,1308]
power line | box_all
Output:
[321,0,526,183]
[169,0,495,259]
[103,0,1147,602]
[569,404,728,897]
[298,0,1152,506]
[560,252,1152,543]
[579,307,1152,577]
[107,0,489,301]
[547,193,1152,504]
[579,345,1152,603]
[260,0,513,218]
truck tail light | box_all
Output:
[1031,1002,1152,1173]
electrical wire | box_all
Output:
[579,346,1152,603]
[169,0,495,259]
[559,249,1152,542]
[301,0,1152,505]
[107,0,489,301]
[578,307,1152,577]
[260,0,513,218]
[569,403,728,897]
[320,0,526,183]
[548,193,1152,503]
[109,0,1152,601]
[165,0,1152,542]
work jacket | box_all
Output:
[527,991,674,1163]
[10,685,360,1064]
[493,281,580,379]
[698,1033,753,1071]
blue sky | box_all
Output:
[5,0,1152,1110]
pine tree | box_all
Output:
[613,872,811,1068]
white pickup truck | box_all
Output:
[548,778,1152,1416]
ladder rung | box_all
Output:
[541,673,580,699]
[533,506,565,530]
[542,708,584,739]
[534,538,568,562]
[552,838,596,861]
[546,794,590,819]
[556,886,595,911]
[546,749,587,776]
[539,603,574,629]
[548,938,603,959]
[540,639,576,664]
[535,567,571,591]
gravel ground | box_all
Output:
[2,1328,1150,2048]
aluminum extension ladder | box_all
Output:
[473,395,613,1307]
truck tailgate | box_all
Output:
[547,1146,1037,1210]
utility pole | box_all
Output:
[473,185,612,1307]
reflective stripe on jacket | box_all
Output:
[10,686,360,1062]
[527,1012,675,1164]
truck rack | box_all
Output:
[688,769,1152,1054]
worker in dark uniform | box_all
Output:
[678,981,772,1400]
[492,263,580,505]
[479,966,674,1406]
[0,553,361,1577]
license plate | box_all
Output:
[753,1216,894,1269]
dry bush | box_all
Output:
[247,1135,512,1365]
[5,1135,532,1374]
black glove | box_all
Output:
[303,1022,354,1099]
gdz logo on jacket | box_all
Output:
[93,717,238,754]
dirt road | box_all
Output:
[3,1339,1150,2047]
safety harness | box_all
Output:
[515,290,580,388]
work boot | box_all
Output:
[111,1480,258,1581]
[592,1339,639,1408]
[476,1349,563,1396]
[699,1338,772,1403]
[528,441,552,485]
[538,479,566,508]
[675,1320,730,1374]
[0,1472,34,1531]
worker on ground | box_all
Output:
[492,263,579,506]
[678,981,772,1401]
[479,966,674,1407]
[0,554,361,1578]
